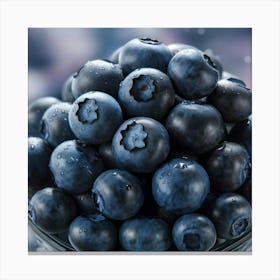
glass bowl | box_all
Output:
[28,217,252,252]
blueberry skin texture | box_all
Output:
[71,59,123,99]
[118,68,175,120]
[40,102,75,147]
[28,187,77,234]
[92,169,144,220]
[152,158,210,215]
[172,214,217,251]
[167,48,218,100]
[119,38,172,75]
[207,78,252,122]
[227,116,252,157]
[61,74,75,103]
[206,193,252,239]
[68,214,117,251]
[49,140,104,194]
[112,117,170,173]
[28,137,52,188]
[205,142,250,192]
[28,97,60,137]
[119,218,172,251]
[166,102,226,154]
[68,91,123,145]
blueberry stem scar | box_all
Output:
[76,98,98,124]
[130,75,155,102]
[120,121,147,151]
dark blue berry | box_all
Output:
[119,217,172,251]
[118,68,175,120]
[49,140,104,194]
[68,214,117,251]
[167,48,218,100]
[119,38,172,75]
[71,59,123,99]
[152,158,210,214]
[112,117,170,173]
[92,169,144,220]
[172,214,217,251]
[68,91,123,145]
[28,187,77,234]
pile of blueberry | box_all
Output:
[28,37,252,252]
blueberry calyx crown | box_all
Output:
[140,37,161,45]
[173,162,189,169]
[76,98,98,124]
[131,74,155,102]
[226,77,251,90]
[183,230,202,250]
[120,121,148,151]
[73,65,85,78]
[28,206,37,223]
[203,53,217,69]
[231,216,249,237]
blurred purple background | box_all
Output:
[28,28,252,103]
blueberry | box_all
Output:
[227,116,252,156]
[119,38,172,75]
[152,158,210,214]
[68,214,117,251]
[206,193,252,239]
[205,141,250,192]
[172,214,217,251]
[118,68,175,120]
[92,169,144,220]
[71,59,123,99]
[168,43,199,56]
[40,102,75,147]
[167,48,218,100]
[112,117,170,173]
[166,102,226,154]
[28,97,60,137]
[49,140,104,194]
[168,44,223,79]
[28,187,77,234]
[28,137,52,188]
[68,91,123,145]
[207,78,252,122]
[61,74,75,103]
[119,217,172,251]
